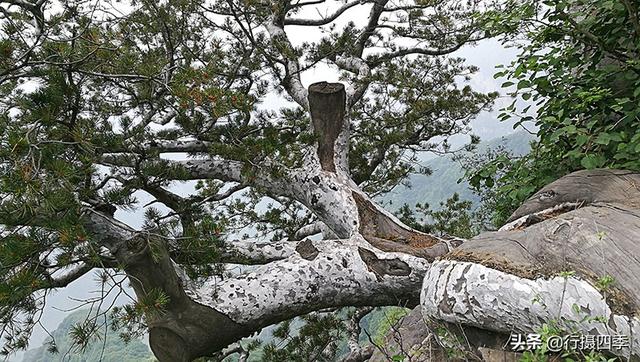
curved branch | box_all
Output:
[264,16,309,108]
[284,0,364,26]
[367,42,469,68]
[334,55,371,105]
[355,0,389,57]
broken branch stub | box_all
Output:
[308,82,346,172]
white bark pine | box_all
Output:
[88,80,640,361]
[8,1,638,361]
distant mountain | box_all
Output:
[22,310,154,362]
[380,131,535,211]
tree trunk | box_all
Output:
[308,82,346,173]
[83,83,640,362]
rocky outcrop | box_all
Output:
[378,169,640,361]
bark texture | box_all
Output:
[84,212,251,362]
[85,79,640,362]
[83,82,454,361]
[308,82,346,172]
[420,169,640,361]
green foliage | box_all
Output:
[396,193,479,239]
[366,307,409,346]
[382,131,534,229]
[595,275,616,292]
[0,0,253,352]
[468,0,640,226]
[22,309,154,362]
[260,312,345,362]
[349,56,497,194]
[518,274,621,362]
[108,288,170,344]
[518,320,619,362]
[0,0,502,359]
[176,215,227,279]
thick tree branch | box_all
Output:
[293,221,323,240]
[82,208,139,256]
[171,158,297,198]
[100,155,248,185]
[219,239,298,264]
[105,139,212,154]
[80,207,442,360]
[195,236,431,326]
[143,185,186,211]
[423,260,640,360]
[79,207,254,362]
[334,55,371,105]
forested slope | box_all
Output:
[381,131,534,211]
[22,310,153,362]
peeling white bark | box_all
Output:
[196,236,430,325]
[421,260,640,360]
[290,169,361,237]
[174,158,300,200]
[165,157,362,238]
[221,239,298,264]
[175,158,245,183]
[84,149,640,362]
[103,138,212,154]
[293,222,323,240]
